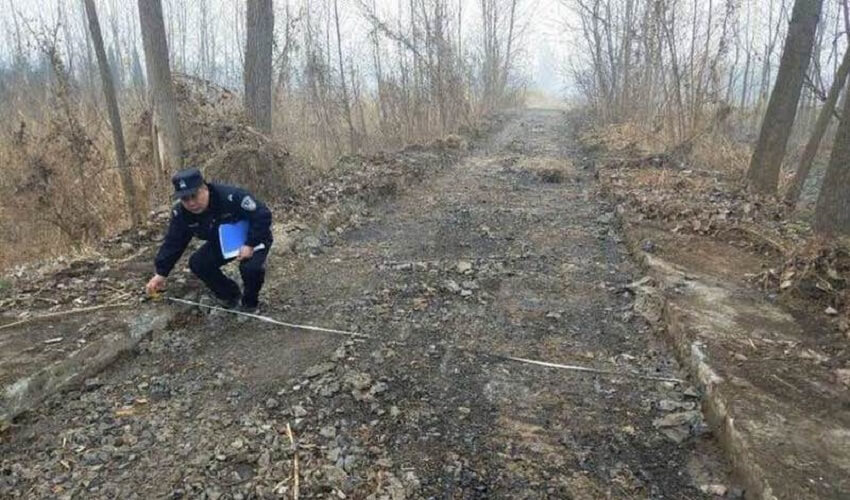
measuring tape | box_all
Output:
[165,296,371,339]
[156,294,683,383]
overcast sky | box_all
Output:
[2,0,572,95]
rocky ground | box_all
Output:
[0,109,738,498]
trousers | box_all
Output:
[188,240,269,307]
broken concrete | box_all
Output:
[1,308,173,426]
[621,221,850,499]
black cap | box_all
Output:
[172,168,204,199]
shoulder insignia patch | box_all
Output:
[172,209,179,217]
[241,196,257,212]
[228,194,234,202]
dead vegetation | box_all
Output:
[0,69,489,272]
[759,239,850,336]
[519,157,573,184]
[0,0,527,271]
[582,121,850,338]
[0,73,294,270]
[0,109,492,325]
[144,75,299,201]
[1,59,124,264]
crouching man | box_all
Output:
[145,167,273,313]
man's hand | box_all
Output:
[237,245,254,261]
[146,274,167,297]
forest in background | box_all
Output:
[0,0,526,268]
[2,0,850,270]
[563,0,850,233]
[566,0,850,330]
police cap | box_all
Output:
[172,168,205,199]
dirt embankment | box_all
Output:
[579,120,850,358]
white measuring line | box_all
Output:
[166,296,684,383]
[166,296,371,339]
[501,355,683,383]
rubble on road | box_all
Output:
[0,110,737,499]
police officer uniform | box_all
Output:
[154,168,273,310]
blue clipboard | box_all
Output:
[219,220,265,259]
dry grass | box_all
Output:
[583,116,793,247]
[0,91,141,269]
[0,74,488,271]
[506,157,573,184]
[580,117,752,178]
[690,133,750,175]
[583,115,850,332]
[579,122,668,158]
[523,90,571,110]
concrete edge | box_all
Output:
[613,212,776,500]
[0,308,174,428]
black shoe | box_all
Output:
[236,304,259,323]
[238,304,259,314]
[217,295,240,309]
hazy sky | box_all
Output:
[526,0,572,94]
[2,0,572,94]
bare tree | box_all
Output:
[500,0,519,104]
[131,45,146,93]
[58,0,75,77]
[785,47,850,207]
[746,0,824,194]
[753,0,788,122]
[7,0,25,71]
[75,0,97,103]
[245,0,274,134]
[303,3,340,162]
[138,0,183,179]
[333,0,357,150]
[813,73,850,235]
[84,0,141,227]
[274,1,299,92]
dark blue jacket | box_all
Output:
[154,183,273,276]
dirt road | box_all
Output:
[0,109,734,498]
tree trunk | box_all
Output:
[333,0,357,151]
[77,0,97,105]
[500,0,518,98]
[109,15,125,89]
[813,75,850,235]
[84,0,141,228]
[8,0,24,69]
[740,19,752,109]
[726,33,740,104]
[138,0,183,181]
[131,46,146,93]
[244,0,274,134]
[746,0,824,194]
[662,6,686,140]
[785,47,850,207]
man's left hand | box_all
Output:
[237,245,254,261]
